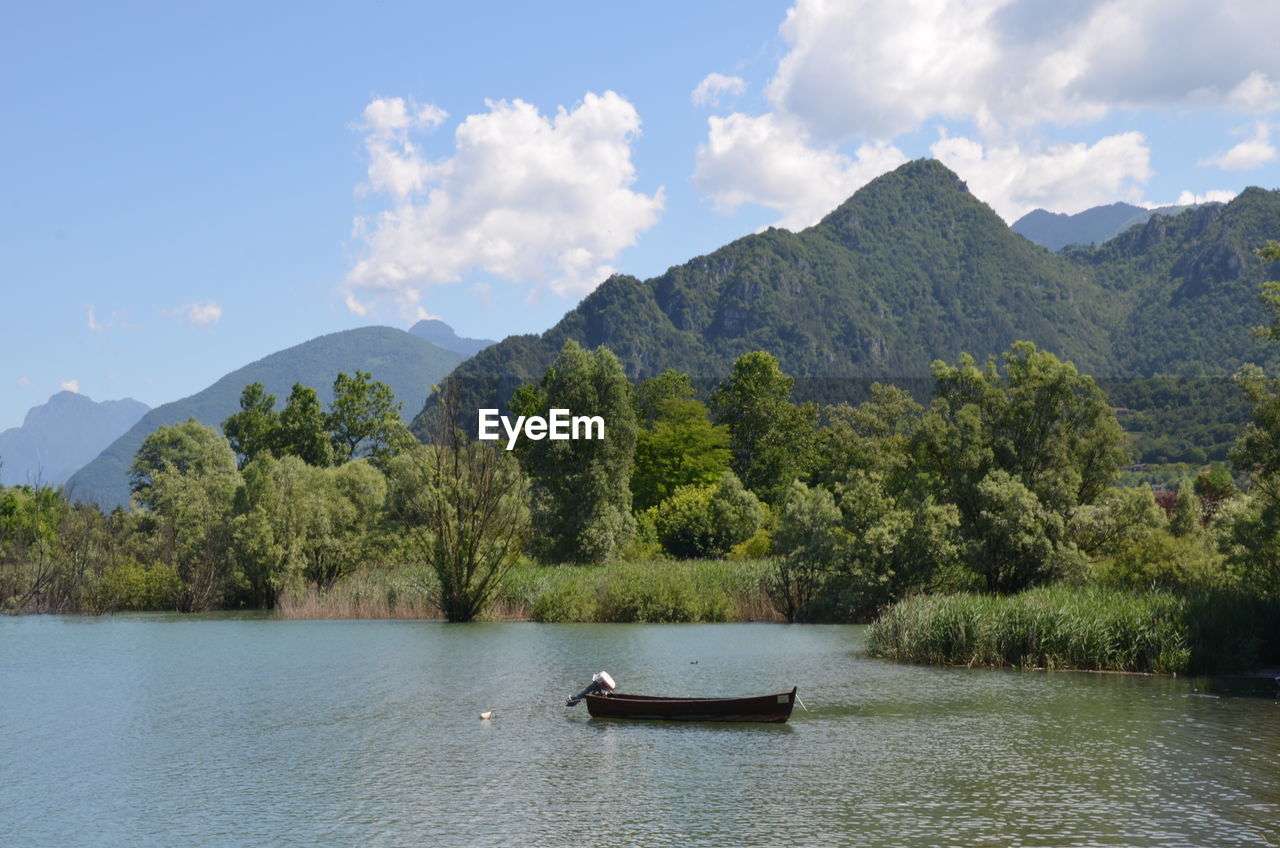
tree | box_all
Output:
[771,481,848,622]
[914,342,1126,592]
[521,341,638,563]
[651,471,762,559]
[132,421,241,610]
[1222,241,1280,592]
[390,381,530,621]
[131,418,241,511]
[631,370,730,511]
[709,351,817,502]
[222,383,279,468]
[327,370,410,467]
[278,383,333,466]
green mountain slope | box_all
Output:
[415,160,1280,440]
[413,159,1117,434]
[0,392,149,486]
[68,327,464,510]
[1067,190,1280,377]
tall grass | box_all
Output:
[867,585,1280,674]
[276,558,782,623]
[276,566,440,619]
[510,558,781,623]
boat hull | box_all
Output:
[584,688,796,723]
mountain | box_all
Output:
[1071,190,1280,377]
[1013,202,1191,252]
[413,159,1280,437]
[67,327,464,510]
[408,319,496,357]
[0,392,149,486]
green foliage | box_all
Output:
[231,455,387,607]
[1218,493,1280,596]
[709,351,818,502]
[221,382,279,468]
[915,343,1126,592]
[521,341,638,563]
[771,481,845,621]
[1101,531,1227,592]
[389,384,531,621]
[630,371,730,511]
[130,418,240,511]
[72,326,463,511]
[83,559,179,612]
[650,472,763,559]
[867,586,1192,673]
[327,370,410,468]
[278,383,333,466]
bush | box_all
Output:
[82,559,180,613]
[651,472,762,559]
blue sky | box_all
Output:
[4,0,1280,430]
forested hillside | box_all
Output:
[413,159,1280,437]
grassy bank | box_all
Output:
[866,585,1280,675]
[277,558,781,623]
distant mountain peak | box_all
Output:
[1,393,149,486]
[408,319,496,358]
[1012,201,1195,253]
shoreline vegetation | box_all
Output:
[7,277,1280,677]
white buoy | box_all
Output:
[479,711,493,720]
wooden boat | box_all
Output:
[583,687,797,723]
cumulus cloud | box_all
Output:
[174,300,222,327]
[87,305,100,331]
[694,0,1280,222]
[1201,122,1277,171]
[691,73,747,107]
[346,91,664,307]
[766,0,1280,140]
[694,112,907,229]
[929,131,1153,222]
[60,378,80,393]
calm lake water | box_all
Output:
[2,616,1277,847]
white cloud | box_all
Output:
[358,97,450,199]
[1201,122,1277,171]
[694,0,1279,224]
[767,0,1011,140]
[1228,72,1280,113]
[17,376,32,387]
[691,73,747,107]
[175,300,222,327]
[765,0,1280,140]
[930,131,1153,222]
[346,91,664,304]
[1173,188,1239,205]
[694,112,907,230]
[87,305,100,331]
[60,379,80,393]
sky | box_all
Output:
[4,0,1280,431]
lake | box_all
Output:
[2,616,1277,846]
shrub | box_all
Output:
[652,472,763,559]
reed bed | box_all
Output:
[276,567,440,619]
[867,585,1280,674]
[277,558,782,623]
[866,586,1191,673]
[508,558,782,623]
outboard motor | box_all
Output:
[565,671,616,707]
